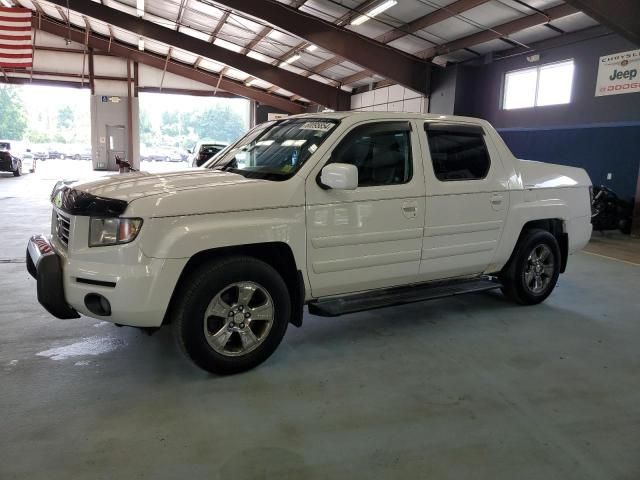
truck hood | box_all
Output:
[66,168,305,218]
[72,169,258,203]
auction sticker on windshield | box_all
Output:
[300,121,334,131]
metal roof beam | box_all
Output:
[43,0,350,110]
[419,3,579,59]
[562,0,640,45]
[211,0,430,94]
[377,0,491,44]
[33,16,306,114]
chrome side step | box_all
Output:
[308,277,501,317]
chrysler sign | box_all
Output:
[595,49,640,97]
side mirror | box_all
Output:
[320,163,358,190]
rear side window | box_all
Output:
[330,122,412,187]
[425,124,490,181]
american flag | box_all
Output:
[0,7,32,69]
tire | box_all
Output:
[13,161,22,177]
[500,229,561,305]
[172,256,291,375]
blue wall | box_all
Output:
[498,123,640,200]
[451,31,640,202]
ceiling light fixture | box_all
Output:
[136,0,144,17]
[245,78,257,87]
[0,0,14,7]
[306,44,317,52]
[138,39,145,51]
[280,54,301,66]
[350,0,397,26]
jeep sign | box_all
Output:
[595,49,640,97]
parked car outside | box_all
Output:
[188,140,229,167]
[26,112,593,374]
[48,143,66,160]
[67,144,92,160]
[32,145,48,161]
[0,150,35,176]
[147,146,182,162]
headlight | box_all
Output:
[89,218,143,247]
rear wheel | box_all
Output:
[501,229,561,305]
[13,161,22,177]
[172,256,290,374]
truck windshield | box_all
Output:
[208,118,339,181]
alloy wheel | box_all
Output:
[203,281,274,357]
[524,244,555,294]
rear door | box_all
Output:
[305,120,426,297]
[419,122,509,280]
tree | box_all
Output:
[57,106,75,129]
[195,106,245,143]
[0,86,27,140]
[26,129,52,144]
[160,110,180,138]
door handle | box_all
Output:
[490,193,505,211]
[402,201,418,219]
[490,194,504,205]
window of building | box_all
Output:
[503,60,575,110]
[425,125,490,181]
[330,122,412,187]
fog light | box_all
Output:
[85,293,112,316]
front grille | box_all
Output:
[55,211,71,247]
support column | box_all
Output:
[90,83,140,171]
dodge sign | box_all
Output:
[595,49,640,97]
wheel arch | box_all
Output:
[163,242,305,327]
[516,218,568,273]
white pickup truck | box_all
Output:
[27,112,592,374]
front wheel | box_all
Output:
[13,161,22,177]
[172,256,291,374]
[500,229,561,305]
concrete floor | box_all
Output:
[1,162,640,479]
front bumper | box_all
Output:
[26,235,80,319]
[27,229,187,327]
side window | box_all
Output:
[330,122,412,187]
[425,124,490,181]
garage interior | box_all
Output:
[1,0,639,478]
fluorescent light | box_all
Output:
[306,44,317,52]
[138,39,145,51]
[136,0,144,17]
[1,0,13,6]
[351,0,397,26]
[280,54,301,66]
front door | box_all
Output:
[419,122,509,280]
[106,125,126,171]
[305,120,426,298]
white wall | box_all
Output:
[350,84,429,113]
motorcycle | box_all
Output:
[591,185,633,234]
